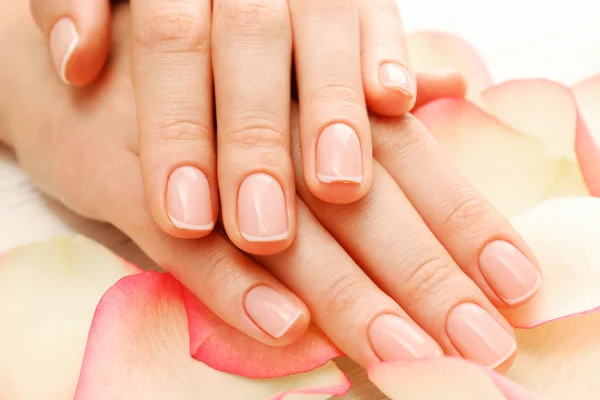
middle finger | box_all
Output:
[212,0,295,255]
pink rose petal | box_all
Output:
[75,272,350,400]
[0,236,140,399]
[184,289,344,379]
[505,197,600,328]
[415,98,564,217]
[406,31,492,101]
[368,357,540,400]
[573,75,600,196]
[481,80,579,160]
[508,313,600,398]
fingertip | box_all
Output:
[243,284,311,346]
[364,62,416,117]
[303,122,374,204]
[218,171,296,256]
[413,69,468,110]
[160,165,219,239]
[47,1,110,86]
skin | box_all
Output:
[29,0,419,256]
[2,2,538,371]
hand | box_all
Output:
[4,3,539,371]
[30,0,421,256]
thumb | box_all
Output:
[30,0,111,86]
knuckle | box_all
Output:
[402,254,455,301]
[314,79,363,106]
[223,0,289,40]
[155,119,213,148]
[137,1,210,52]
[442,191,494,232]
[226,112,288,151]
[322,274,373,316]
[196,246,242,299]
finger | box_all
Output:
[357,0,415,116]
[371,114,542,309]
[79,146,310,346]
[212,0,296,255]
[131,0,219,239]
[290,106,517,371]
[30,0,110,85]
[289,0,373,204]
[413,70,467,110]
[255,201,442,367]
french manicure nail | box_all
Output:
[369,314,442,362]
[379,63,415,98]
[49,17,79,84]
[167,166,214,231]
[447,303,517,369]
[316,123,363,184]
[238,173,288,242]
[245,286,302,338]
[480,241,542,305]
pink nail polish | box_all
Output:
[244,286,302,338]
[480,241,542,305]
[369,314,442,362]
[447,303,517,369]
[238,173,288,242]
[316,123,363,184]
[379,63,415,98]
[49,17,79,84]
[167,166,214,231]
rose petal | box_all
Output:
[415,98,563,217]
[368,357,540,400]
[574,74,600,139]
[573,75,600,196]
[504,197,600,327]
[406,31,492,101]
[184,290,344,379]
[0,236,140,399]
[75,272,350,400]
[508,313,600,398]
[481,80,579,160]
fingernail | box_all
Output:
[479,241,542,305]
[245,286,303,338]
[379,63,415,98]
[447,303,517,369]
[316,123,363,184]
[238,173,288,242]
[49,17,79,85]
[167,166,214,231]
[369,314,442,362]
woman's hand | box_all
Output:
[4,3,540,371]
[29,0,419,256]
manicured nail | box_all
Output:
[238,173,288,242]
[316,123,363,184]
[49,17,79,85]
[369,314,442,362]
[167,166,214,231]
[379,63,415,98]
[447,303,517,369]
[479,241,542,305]
[245,286,302,338]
